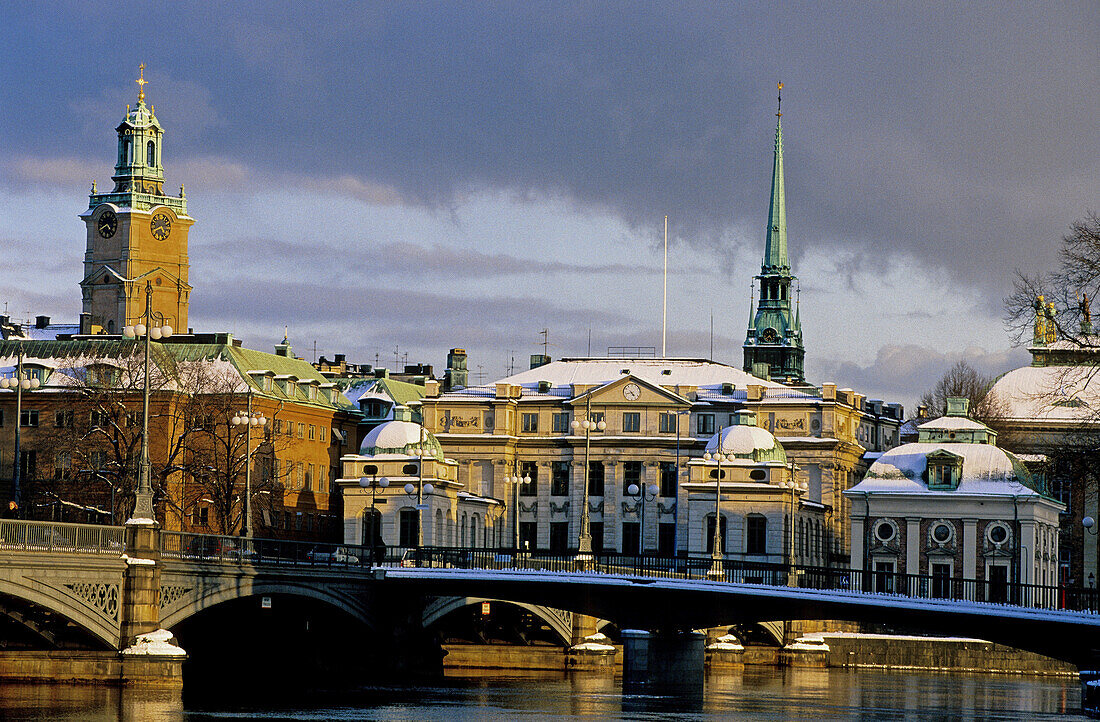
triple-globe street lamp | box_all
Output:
[403,428,434,548]
[571,396,606,565]
[359,471,389,564]
[702,439,735,580]
[230,401,266,538]
[121,281,173,522]
[504,465,532,551]
[625,480,659,555]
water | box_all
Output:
[0,668,1086,721]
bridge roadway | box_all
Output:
[1,520,1099,668]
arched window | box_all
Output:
[146,140,156,166]
[434,508,443,546]
[398,509,418,547]
[121,139,131,165]
[705,513,727,554]
[362,509,381,547]
[472,514,479,547]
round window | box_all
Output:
[749,469,767,481]
[988,524,1009,544]
[932,523,953,544]
[874,520,895,543]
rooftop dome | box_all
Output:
[703,410,787,464]
[359,420,443,460]
[852,442,1041,496]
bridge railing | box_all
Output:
[0,519,125,554]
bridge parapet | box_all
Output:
[0,519,124,555]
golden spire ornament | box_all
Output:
[136,63,148,103]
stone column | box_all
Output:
[120,521,162,647]
[1020,519,1038,603]
[906,517,921,595]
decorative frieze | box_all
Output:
[63,582,120,621]
[550,500,570,515]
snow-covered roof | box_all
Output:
[918,416,989,431]
[359,419,442,459]
[704,424,786,463]
[850,442,1039,496]
[489,358,785,390]
[989,364,1100,422]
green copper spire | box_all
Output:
[764,99,789,273]
[743,82,806,386]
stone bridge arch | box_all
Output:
[159,575,376,631]
[0,568,122,650]
[423,596,576,645]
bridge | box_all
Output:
[2,518,1099,685]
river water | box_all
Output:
[0,668,1087,721]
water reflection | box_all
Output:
[0,668,1085,721]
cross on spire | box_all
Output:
[136,63,147,103]
[777,81,783,118]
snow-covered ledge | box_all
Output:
[121,629,186,657]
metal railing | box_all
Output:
[0,519,125,554]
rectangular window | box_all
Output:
[658,523,676,555]
[20,410,39,428]
[931,563,952,599]
[623,412,641,433]
[306,463,314,490]
[54,410,73,428]
[659,461,677,497]
[552,412,570,433]
[519,461,538,496]
[54,451,71,479]
[319,466,327,491]
[297,462,304,489]
[309,424,316,440]
[399,509,419,547]
[549,522,569,552]
[588,461,605,496]
[20,450,36,479]
[621,522,640,555]
[0,408,4,426]
[622,461,641,494]
[551,461,570,496]
[90,409,106,428]
[521,413,539,433]
[746,514,767,555]
[590,522,604,553]
[874,560,896,594]
[297,422,305,439]
[273,418,282,434]
[589,412,605,430]
[697,413,715,435]
[659,412,676,434]
[89,450,107,470]
[519,521,537,551]
[320,426,327,443]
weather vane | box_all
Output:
[136,63,147,103]
[777,81,783,118]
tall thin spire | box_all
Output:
[763,81,788,273]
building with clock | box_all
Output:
[79,65,193,335]
[743,84,805,386]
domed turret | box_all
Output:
[359,419,444,460]
[703,409,787,464]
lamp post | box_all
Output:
[403,426,434,548]
[2,346,40,518]
[571,394,606,565]
[230,395,266,538]
[121,281,173,522]
[781,460,805,572]
[673,409,690,557]
[703,438,733,580]
[358,472,389,564]
[505,463,530,551]
[625,480,659,555]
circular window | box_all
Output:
[874,520,896,543]
[988,523,1009,545]
[931,522,953,544]
[749,469,767,481]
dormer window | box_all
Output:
[926,450,963,490]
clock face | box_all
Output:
[761,327,779,343]
[150,212,172,241]
[623,382,641,401]
[97,210,117,239]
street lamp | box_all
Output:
[571,394,606,565]
[703,440,734,580]
[359,472,389,564]
[672,409,690,557]
[625,480,659,555]
[781,461,806,568]
[2,347,40,518]
[121,281,173,522]
[504,464,530,551]
[230,398,266,538]
[403,427,434,548]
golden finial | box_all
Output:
[777,81,783,118]
[91,180,97,194]
[136,63,147,103]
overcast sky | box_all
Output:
[1,2,1097,410]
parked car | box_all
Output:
[306,546,360,565]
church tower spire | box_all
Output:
[80,66,193,335]
[743,82,806,386]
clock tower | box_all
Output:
[79,65,193,334]
[743,83,806,385]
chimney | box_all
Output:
[79,312,93,335]
[35,315,50,329]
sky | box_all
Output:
[1,2,1097,411]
